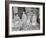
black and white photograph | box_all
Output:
[12,7,40,31]
[5,1,45,37]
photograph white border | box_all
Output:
[9,4,43,35]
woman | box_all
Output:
[22,11,27,25]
